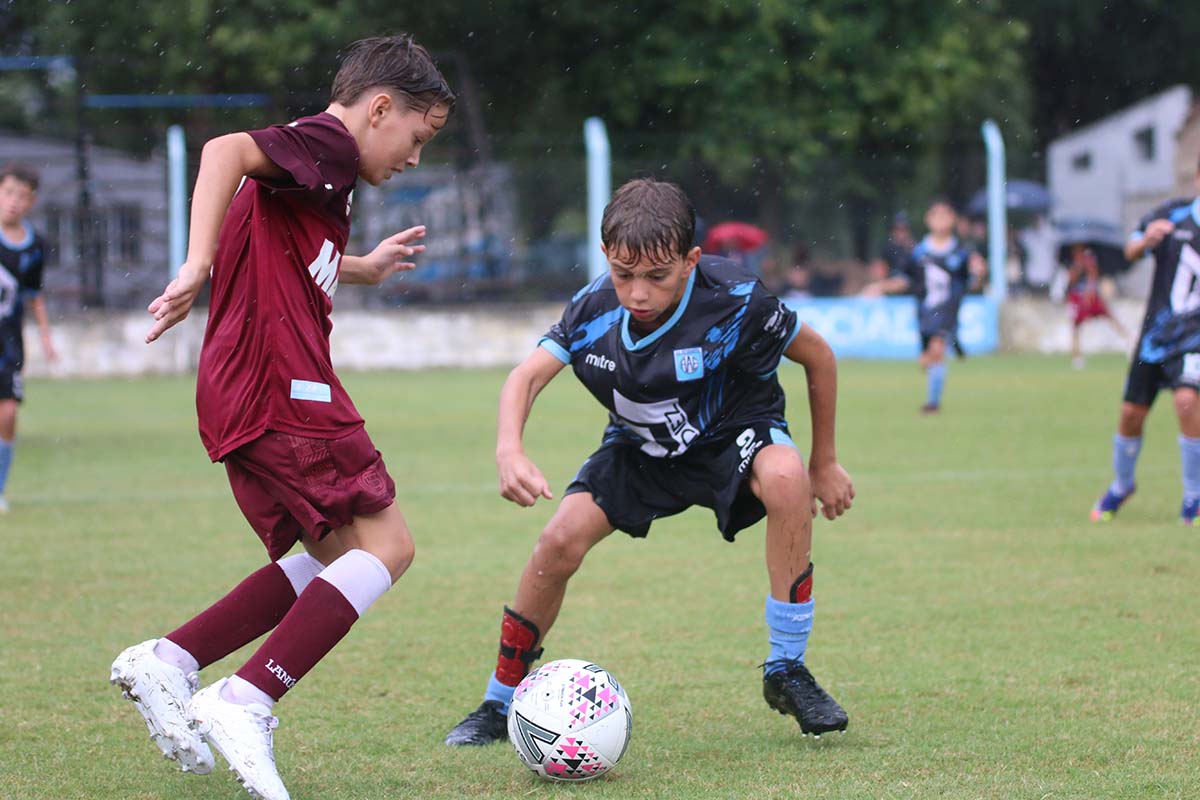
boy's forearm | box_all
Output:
[496,354,563,457]
[338,256,370,284]
[784,325,839,465]
[805,346,839,466]
[30,295,51,334]
[1124,239,1147,262]
[496,370,536,457]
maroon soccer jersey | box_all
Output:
[196,112,364,461]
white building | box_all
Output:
[1047,85,1195,234]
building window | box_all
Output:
[1134,126,1155,161]
[114,205,142,262]
[1071,151,1092,171]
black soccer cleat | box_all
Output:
[762,659,849,737]
[444,700,508,746]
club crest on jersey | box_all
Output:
[673,347,704,382]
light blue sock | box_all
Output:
[927,363,947,407]
[0,438,13,496]
[764,595,814,675]
[1178,435,1200,502]
[1110,434,1142,495]
[484,672,517,715]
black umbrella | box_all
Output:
[1054,217,1129,275]
[967,179,1053,216]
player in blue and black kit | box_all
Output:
[0,163,56,513]
[863,198,984,413]
[1091,161,1200,524]
[445,178,856,747]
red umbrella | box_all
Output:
[703,221,769,253]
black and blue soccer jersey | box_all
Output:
[539,256,801,457]
[899,236,974,336]
[0,223,45,372]
[1132,198,1200,363]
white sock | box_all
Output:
[221,675,276,710]
[277,552,325,596]
[317,549,393,616]
[153,638,199,674]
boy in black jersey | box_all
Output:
[1092,162,1200,524]
[0,163,56,513]
[445,178,855,747]
[863,198,984,413]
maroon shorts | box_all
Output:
[224,427,396,561]
[1068,291,1109,326]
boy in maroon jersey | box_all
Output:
[110,35,453,800]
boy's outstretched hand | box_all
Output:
[146,263,208,343]
[354,225,427,285]
[810,460,855,520]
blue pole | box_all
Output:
[981,119,1008,301]
[584,117,611,281]
[167,125,187,276]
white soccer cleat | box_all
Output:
[189,678,290,800]
[0,496,9,513]
[110,639,214,774]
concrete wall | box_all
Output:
[22,304,564,380]
[999,297,1141,356]
[21,298,1146,381]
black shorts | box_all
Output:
[918,303,956,350]
[1123,350,1200,406]
[564,420,798,541]
[0,369,24,402]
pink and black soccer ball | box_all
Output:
[507,659,632,781]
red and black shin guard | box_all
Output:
[495,605,544,687]
[789,562,814,604]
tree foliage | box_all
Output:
[6,1,1191,250]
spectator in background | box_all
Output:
[780,242,812,302]
[869,212,914,283]
[703,221,769,275]
[1064,243,1129,370]
[802,244,845,297]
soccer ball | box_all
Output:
[507,659,632,781]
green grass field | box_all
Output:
[3,354,1198,800]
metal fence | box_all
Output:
[2,117,1030,314]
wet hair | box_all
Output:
[330,34,456,116]
[0,162,39,191]
[601,178,695,265]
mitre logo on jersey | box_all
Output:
[307,239,341,298]
[585,352,616,372]
[673,347,704,382]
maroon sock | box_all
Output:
[165,563,298,670]
[235,577,359,701]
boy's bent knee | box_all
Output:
[751,446,810,506]
[531,525,589,577]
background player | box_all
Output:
[444,178,855,748]
[1064,243,1128,369]
[862,198,985,413]
[0,162,57,513]
[1091,162,1200,524]
[109,35,453,800]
